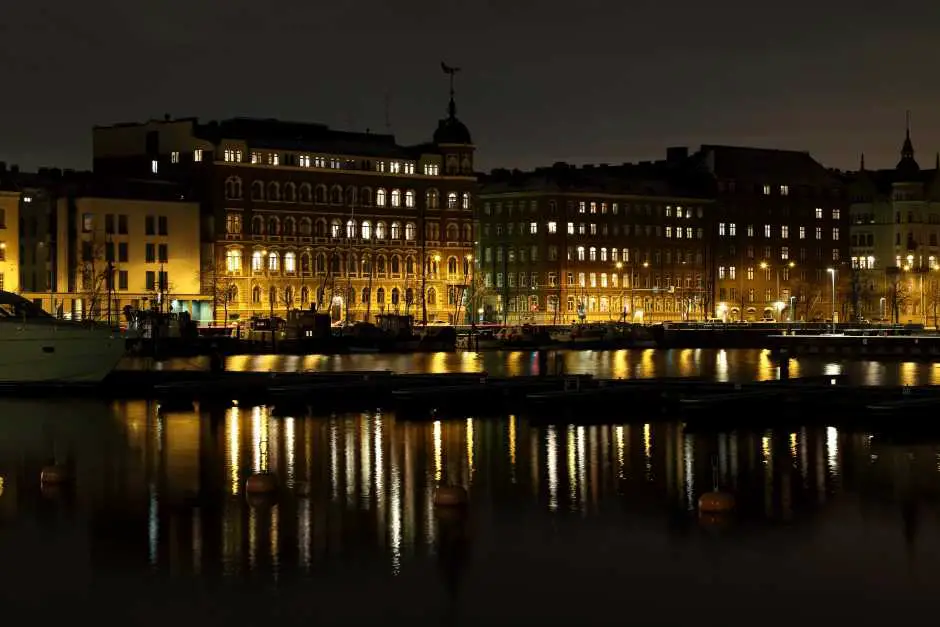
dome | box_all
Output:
[434,116,472,145]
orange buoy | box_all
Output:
[698,491,735,514]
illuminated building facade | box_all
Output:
[92,88,476,324]
[11,171,204,320]
[0,166,22,293]
[478,162,711,323]
[849,128,940,324]
[690,145,850,322]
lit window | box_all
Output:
[799,226,805,239]
[832,227,840,240]
[284,252,296,273]
[225,249,242,273]
[567,222,574,235]
[390,161,402,174]
[780,185,789,195]
[578,201,586,213]
[832,208,841,220]
[194,149,203,162]
[170,151,179,164]
[764,224,771,238]
[423,163,440,175]
[548,221,557,234]
[268,251,279,271]
[404,163,415,174]
[529,222,538,235]
[252,251,263,272]
[299,155,311,167]
[729,223,737,236]
[815,208,823,219]
[718,223,726,236]
[781,225,789,238]
[151,160,158,174]
[577,246,585,261]
[763,185,771,195]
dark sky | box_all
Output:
[2,1,939,173]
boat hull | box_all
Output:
[0,323,127,383]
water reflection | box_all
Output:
[7,400,940,623]
[123,348,940,385]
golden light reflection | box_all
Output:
[826,426,839,478]
[508,415,517,482]
[390,424,402,575]
[789,432,798,463]
[330,418,339,502]
[643,423,652,478]
[374,414,385,543]
[271,505,280,576]
[430,351,448,373]
[611,350,628,379]
[683,432,694,510]
[931,364,940,385]
[285,417,296,486]
[0,476,4,498]
[251,407,263,473]
[505,351,524,377]
[577,426,587,512]
[900,362,917,387]
[432,420,443,483]
[345,419,356,505]
[546,426,558,511]
[758,350,775,380]
[227,407,240,495]
[615,426,625,479]
[788,358,801,379]
[716,350,729,382]
[761,436,771,465]
[566,425,576,507]
[298,498,311,572]
[361,415,372,502]
[638,349,655,378]
[248,506,257,570]
[466,418,475,484]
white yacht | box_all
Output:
[0,291,128,383]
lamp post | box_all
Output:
[615,261,624,322]
[827,267,836,332]
[760,260,795,321]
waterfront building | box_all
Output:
[0,164,22,293]
[92,84,476,325]
[478,161,711,324]
[11,170,205,321]
[849,125,940,324]
[686,145,850,322]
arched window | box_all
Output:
[405,222,416,241]
[300,286,309,305]
[360,187,372,206]
[227,284,239,303]
[361,220,372,240]
[283,182,296,202]
[330,219,341,238]
[330,252,341,274]
[300,252,311,273]
[427,287,437,306]
[330,186,342,204]
[426,189,439,209]
[314,218,326,237]
[299,217,312,236]
[447,192,457,209]
[390,222,401,239]
[447,256,458,275]
[269,285,277,304]
[376,287,385,305]
[283,217,296,236]
[376,188,387,207]
[391,288,400,305]
[375,221,387,239]
[284,252,296,273]
[225,177,242,199]
[391,255,401,275]
[315,253,326,274]
[405,190,415,208]
[448,286,456,306]
[446,223,459,241]
[361,254,371,275]
[268,251,280,272]
[252,216,264,235]
[267,216,280,236]
[361,287,371,303]
[251,250,263,272]
[461,192,471,210]
[267,182,280,201]
[376,255,386,275]
[284,285,294,306]
[251,181,264,200]
[462,223,472,242]
[405,256,415,275]
[346,219,356,239]
[299,183,312,203]
[225,248,242,273]
[252,285,262,303]
[314,185,327,204]
[391,189,401,207]
[345,186,357,206]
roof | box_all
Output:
[0,168,194,202]
[691,144,834,185]
[479,161,708,199]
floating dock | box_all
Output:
[768,333,940,359]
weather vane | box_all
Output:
[441,61,461,98]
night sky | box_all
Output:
[2,2,939,172]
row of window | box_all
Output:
[224,178,470,209]
[227,213,473,243]
[220,149,442,177]
[237,284,447,308]
[483,221,705,240]
[483,271,704,290]
[718,288,793,303]
[82,269,168,292]
[481,200,704,219]
[81,241,169,264]
[81,213,169,236]
[718,223,840,240]
[717,266,794,281]
[720,246,840,263]
[225,248,471,277]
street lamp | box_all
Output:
[827,267,836,332]
[760,260,795,320]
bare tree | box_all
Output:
[209,258,239,327]
[886,271,911,324]
[79,234,110,322]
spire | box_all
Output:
[901,110,915,160]
[896,110,920,178]
[441,61,461,119]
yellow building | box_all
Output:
[16,174,209,321]
[0,190,20,293]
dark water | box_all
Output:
[127,347,940,386]
[2,398,940,625]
